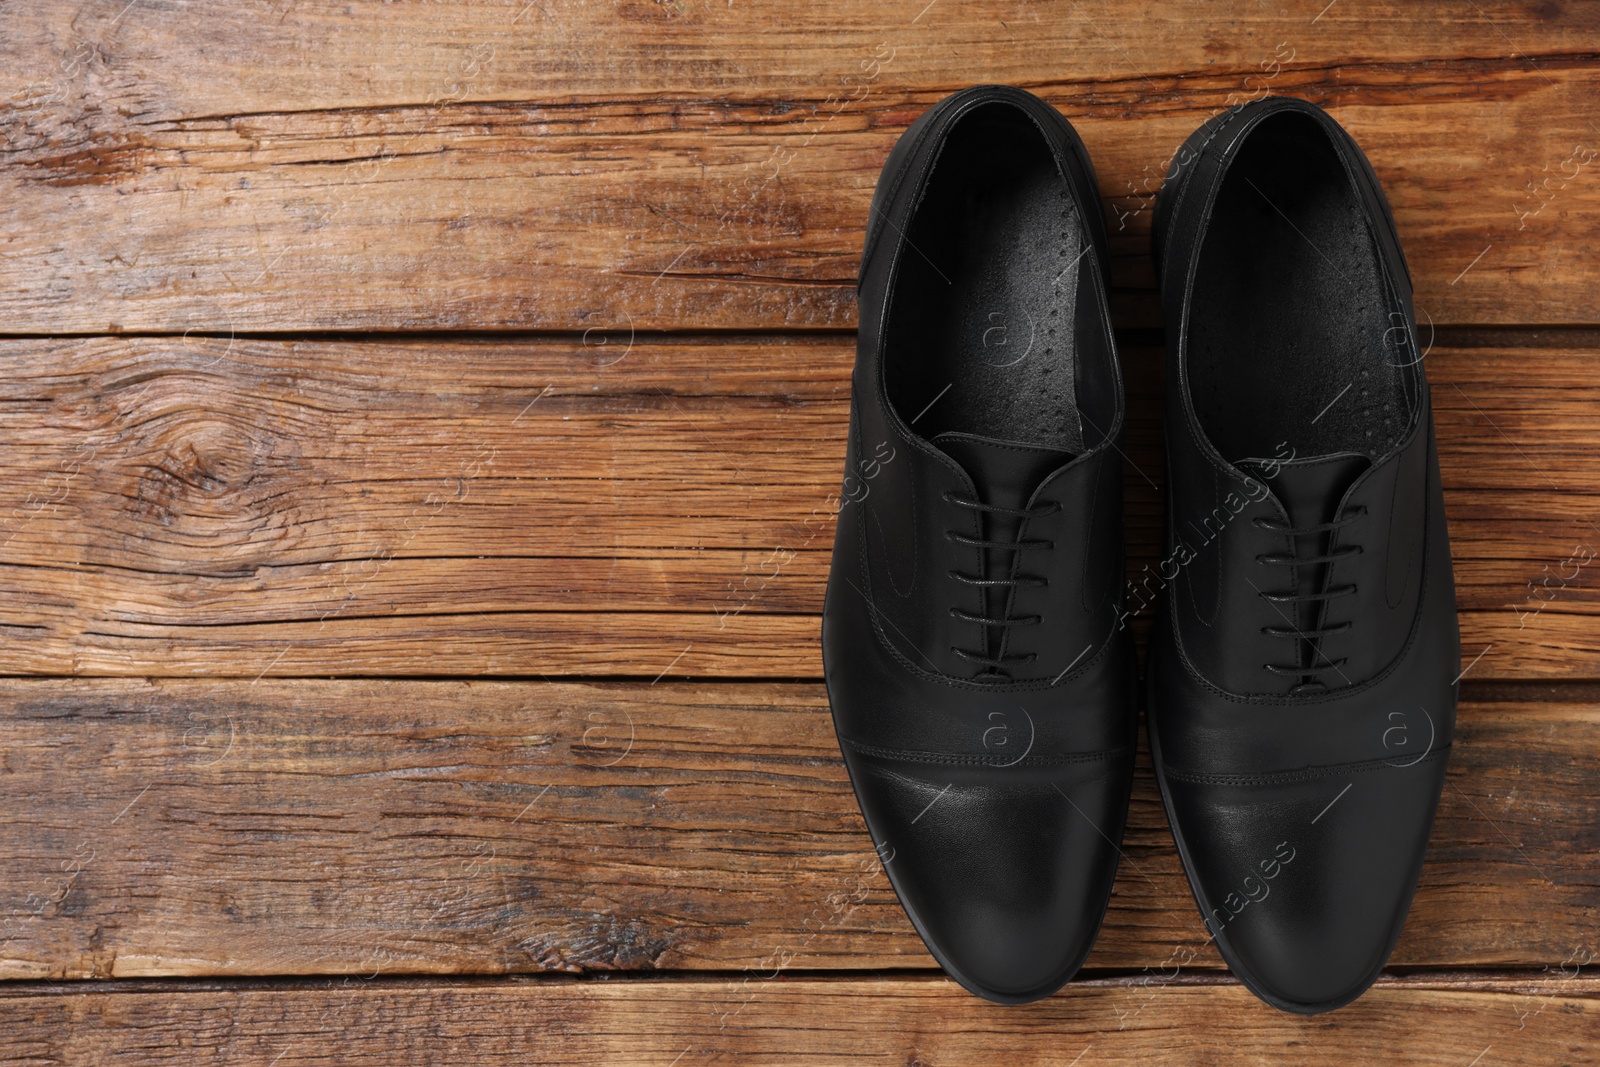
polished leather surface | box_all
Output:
[823,85,1136,1004]
[1149,97,1459,1013]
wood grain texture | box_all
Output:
[2,973,1597,1065]
[2,2,1595,1052]
[0,679,1592,980]
[3,2,1599,331]
[0,337,1595,678]
[11,0,1599,103]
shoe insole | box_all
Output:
[885,104,1084,454]
[1187,112,1412,466]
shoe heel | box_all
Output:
[1151,102,1249,279]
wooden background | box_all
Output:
[1,1,1598,1062]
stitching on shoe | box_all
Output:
[870,593,1120,692]
[853,394,919,601]
[1161,101,1253,289]
[1161,744,1450,786]
[860,102,943,279]
[1163,435,1436,707]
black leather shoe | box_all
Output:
[1149,97,1459,1014]
[822,85,1135,1004]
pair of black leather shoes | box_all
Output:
[822,85,1458,1013]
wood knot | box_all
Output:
[124,407,303,573]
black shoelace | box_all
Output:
[1253,506,1367,695]
[943,491,1060,680]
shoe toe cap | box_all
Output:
[843,748,1132,1003]
[1165,753,1449,1013]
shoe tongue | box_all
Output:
[932,432,1074,509]
[1239,452,1370,529]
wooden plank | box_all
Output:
[3,3,1600,330]
[0,337,1595,678]
[0,679,1592,980]
[2,974,1597,1065]
[10,0,1598,104]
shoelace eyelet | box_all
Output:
[1254,505,1367,686]
[943,492,1060,677]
